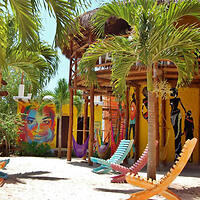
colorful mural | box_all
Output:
[129,91,137,158]
[19,104,56,144]
[170,88,186,160]
[129,92,136,140]
[141,86,148,121]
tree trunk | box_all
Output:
[58,105,62,158]
[147,67,157,180]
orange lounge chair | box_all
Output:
[126,138,197,200]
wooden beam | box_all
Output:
[135,85,140,160]
[88,85,94,165]
[67,88,73,161]
[125,87,130,139]
[83,96,88,160]
[68,41,74,87]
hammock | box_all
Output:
[72,134,89,158]
[96,133,111,159]
[111,120,124,156]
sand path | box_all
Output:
[0,157,200,200]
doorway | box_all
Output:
[77,117,89,145]
[56,116,69,148]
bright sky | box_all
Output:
[41,1,108,91]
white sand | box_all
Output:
[0,156,200,200]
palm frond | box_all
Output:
[9,0,40,46]
[92,0,136,37]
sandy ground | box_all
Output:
[0,156,200,200]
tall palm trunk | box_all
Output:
[147,66,157,180]
[58,104,62,158]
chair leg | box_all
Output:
[161,189,182,200]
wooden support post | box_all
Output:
[135,86,140,160]
[74,55,78,95]
[67,88,73,161]
[88,85,94,165]
[125,87,130,139]
[83,96,88,160]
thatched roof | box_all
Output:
[62,8,131,58]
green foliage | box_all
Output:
[38,78,84,116]
[18,141,53,157]
[79,0,200,99]
[0,113,24,155]
[0,14,59,96]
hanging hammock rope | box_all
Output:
[72,134,89,158]
[96,129,111,159]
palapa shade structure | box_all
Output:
[61,5,200,166]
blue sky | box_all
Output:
[41,1,108,91]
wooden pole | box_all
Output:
[74,55,78,95]
[88,85,94,165]
[83,96,88,160]
[135,85,140,160]
[125,87,130,139]
[67,87,73,161]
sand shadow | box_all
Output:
[96,186,200,199]
[95,187,141,194]
[169,185,200,199]
[68,160,100,169]
[5,171,69,184]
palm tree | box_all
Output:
[54,79,69,158]
[40,79,83,158]
[79,0,200,179]
[0,0,91,47]
[0,0,90,88]
[0,15,58,91]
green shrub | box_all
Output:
[18,141,53,157]
[0,113,24,156]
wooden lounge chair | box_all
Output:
[0,159,10,179]
[0,159,10,170]
[0,178,4,187]
[111,141,158,183]
[110,144,148,183]
[126,138,197,200]
[91,139,134,174]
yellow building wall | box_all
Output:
[130,85,199,164]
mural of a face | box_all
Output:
[20,105,55,143]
